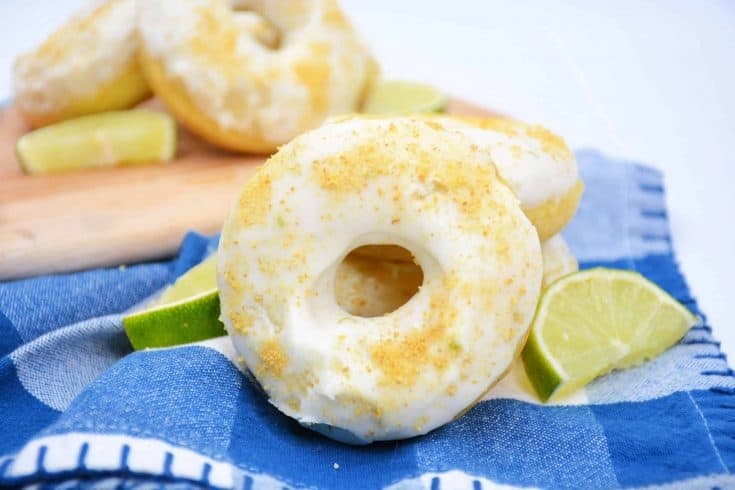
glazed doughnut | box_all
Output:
[540,234,578,289]
[218,118,543,443]
[13,0,150,128]
[138,0,378,153]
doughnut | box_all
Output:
[13,0,150,127]
[540,234,578,289]
[138,0,378,153]
[218,118,543,443]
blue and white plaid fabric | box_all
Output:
[1,151,733,489]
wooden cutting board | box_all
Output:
[0,98,497,280]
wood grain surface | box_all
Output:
[0,98,497,280]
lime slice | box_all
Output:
[16,109,176,174]
[154,254,217,306]
[362,80,448,114]
[522,268,697,401]
[123,254,224,350]
[123,290,224,350]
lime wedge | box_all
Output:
[362,80,448,114]
[123,254,224,350]
[154,254,217,306]
[522,268,697,401]
[16,109,176,174]
[123,290,224,350]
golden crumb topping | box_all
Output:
[294,121,506,236]
[231,310,254,334]
[237,173,272,227]
[36,2,110,61]
[369,284,461,387]
[525,125,573,161]
[322,2,350,29]
[258,339,288,378]
[457,116,573,161]
[189,7,242,81]
[293,42,332,114]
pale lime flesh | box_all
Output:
[522,268,697,401]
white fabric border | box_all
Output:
[3,433,232,487]
[3,433,731,489]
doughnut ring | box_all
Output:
[138,0,378,153]
[218,118,543,443]
[13,0,149,127]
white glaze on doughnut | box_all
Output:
[138,0,376,146]
[326,115,582,242]
[446,123,579,207]
[13,0,139,116]
[421,117,579,209]
[218,118,543,443]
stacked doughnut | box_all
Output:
[14,0,377,153]
[219,116,582,443]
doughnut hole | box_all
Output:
[335,245,424,318]
[229,1,281,49]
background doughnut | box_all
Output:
[218,118,543,443]
[13,0,149,127]
[138,0,378,153]
[441,116,584,241]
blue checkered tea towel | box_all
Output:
[1,151,733,489]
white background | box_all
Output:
[2,1,734,356]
